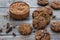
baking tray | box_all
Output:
[0,0,60,40]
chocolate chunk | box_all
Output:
[6,27,12,33]
[12,32,16,37]
[6,23,10,29]
[52,16,56,19]
[0,28,2,33]
[13,25,16,28]
[33,30,36,33]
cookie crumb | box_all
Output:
[33,30,36,33]
[12,32,16,37]
[6,23,10,29]
[13,25,16,28]
[52,15,56,19]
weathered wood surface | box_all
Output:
[0,0,60,40]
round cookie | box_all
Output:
[35,30,50,40]
[37,0,48,6]
[38,11,50,24]
[33,16,47,29]
[19,23,32,35]
[51,1,60,10]
[9,2,30,20]
[32,10,39,18]
[38,6,53,16]
[50,22,60,32]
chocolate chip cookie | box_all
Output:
[19,23,32,35]
[32,10,39,18]
[38,6,53,16]
[33,16,47,29]
[37,0,48,6]
[9,2,30,20]
[39,11,50,24]
[51,1,60,10]
[35,30,50,40]
[50,22,60,32]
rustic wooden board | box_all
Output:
[0,0,60,40]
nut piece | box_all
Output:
[51,1,60,9]
[50,22,60,32]
[37,0,48,6]
[19,23,32,35]
[9,2,30,20]
[35,30,50,40]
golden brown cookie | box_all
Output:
[37,0,48,6]
[51,1,60,10]
[19,23,32,35]
[35,30,50,40]
[9,2,30,20]
[50,22,60,32]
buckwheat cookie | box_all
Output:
[9,2,30,20]
[50,22,60,32]
[51,1,60,9]
[33,16,47,29]
[35,30,50,40]
[19,23,32,35]
[37,0,48,6]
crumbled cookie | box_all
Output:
[33,16,47,29]
[51,1,60,9]
[35,30,50,40]
[19,23,32,35]
[9,2,30,20]
[50,22,60,32]
[37,0,48,6]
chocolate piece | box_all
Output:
[12,32,16,37]
[0,28,2,33]
[6,23,10,29]
[52,16,56,19]
[6,27,12,33]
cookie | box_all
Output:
[33,16,47,29]
[50,22,60,32]
[9,2,30,20]
[37,0,48,6]
[19,23,32,35]
[32,10,39,18]
[38,11,50,24]
[35,30,50,40]
[38,6,53,16]
[51,1,60,10]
